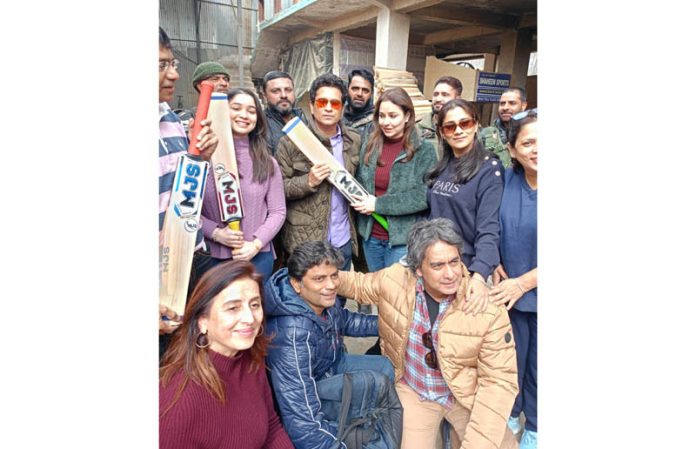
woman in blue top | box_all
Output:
[490,109,538,449]
[426,99,504,305]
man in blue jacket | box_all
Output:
[265,240,394,449]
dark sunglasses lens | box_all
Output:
[458,119,474,130]
[441,124,456,136]
[425,351,438,369]
[422,331,432,348]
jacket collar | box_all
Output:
[306,115,355,149]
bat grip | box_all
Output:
[228,221,241,232]
[372,213,389,231]
[188,80,215,156]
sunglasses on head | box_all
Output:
[440,118,476,137]
[314,98,343,110]
[422,330,439,370]
[511,108,538,121]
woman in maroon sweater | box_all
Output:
[160,260,294,449]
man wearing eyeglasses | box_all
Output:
[479,87,528,168]
[275,73,361,276]
[337,218,519,449]
[158,27,218,358]
[417,76,463,158]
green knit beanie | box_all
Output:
[192,62,230,91]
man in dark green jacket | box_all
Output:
[478,87,528,168]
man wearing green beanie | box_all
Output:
[178,61,232,125]
[192,61,230,93]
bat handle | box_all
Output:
[188,80,215,156]
[228,221,241,232]
[372,213,389,231]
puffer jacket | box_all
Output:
[355,129,437,246]
[275,117,361,256]
[337,264,518,449]
[264,268,378,449]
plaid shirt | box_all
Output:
[402,279,455,408]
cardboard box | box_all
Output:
[423,56,512,103]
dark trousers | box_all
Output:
[509,308,537,432]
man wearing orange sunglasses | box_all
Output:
[275,74,362,290]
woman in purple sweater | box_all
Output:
[160,260,294,449]
[200,87,286,282]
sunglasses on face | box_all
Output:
[314,98,343,110]
[422,330,439,370]
[440,118,476,137]
[511,108,538,121]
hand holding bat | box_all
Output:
[187,118,218,160]
[212,227,244,248]
[308,163,331,187]
[351,193,376,215]
[231,239,262,261]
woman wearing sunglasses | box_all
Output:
[425,99,504,306]
[490,109,538,449]
[160,260,294,449]
[199,87,286,283]
[351,87,438,274]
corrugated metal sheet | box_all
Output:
[160,0,258,108]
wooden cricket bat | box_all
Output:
[159,81,214,316]
[207,92,243,242]
[281,117,389,230]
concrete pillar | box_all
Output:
[333,33,341,76]
[375,9,410,69]
[497,29,533,89]
[482,53,497,126]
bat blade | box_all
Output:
[207,92,243,231]
[281,117,389,229]
[159,81,214,316]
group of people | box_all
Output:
[158,25,538,449]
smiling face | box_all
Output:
[310,86,343,134]
[159,46,179,103]
[228,93,258,137]
[290,262,340,315]
[378,100,409,140]
[509,121,537,175]
[416,241,463,301]
[432,82,458,113]
[441,106,478,157]
[498,91,527,123]
[197,277,264,357]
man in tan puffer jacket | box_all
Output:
[338,218,519,449]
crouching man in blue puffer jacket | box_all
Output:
[264,240,395,449]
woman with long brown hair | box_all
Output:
[351,87,437,273]
[200,87,286,283]
[425,98,504,306]
[159,260,293,449]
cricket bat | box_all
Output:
[159,81,215,316]
[281,117,389,230]
[207,92,243,241]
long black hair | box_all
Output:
[227,87,275,183]
[425,99,489,186]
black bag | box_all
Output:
[316,370,402,449]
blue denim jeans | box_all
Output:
[335,353,395,382]
[251,250,274,285]
[362,236,407,272]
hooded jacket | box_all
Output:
[337,264,518,449]
[264,268,378,449]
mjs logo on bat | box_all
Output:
[172,156,209,227]
[214,164,243,222]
